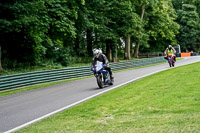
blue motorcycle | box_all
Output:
[92,61,114,88]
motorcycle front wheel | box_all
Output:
[96,73,104,88]
[172,57,175,67]
[168,57,172,67]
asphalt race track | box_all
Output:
[0,56,200,133]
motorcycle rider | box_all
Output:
[164,45,176,61]
[91,49,114,80]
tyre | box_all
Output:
[172,60,175,67]
[169,57,173,67]
[173,57,175,67]
[97,74,104,88]
[169,61,172,67]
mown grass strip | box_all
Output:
[16,62,200,133]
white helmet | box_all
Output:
[93,49,100,58]
[168,45,172,50]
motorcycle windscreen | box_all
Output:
[95,61,103,71]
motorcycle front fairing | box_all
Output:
[92,61,109,81]
[92,61,107,73]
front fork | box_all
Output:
[94,72,103,80]
[95,72,107,83]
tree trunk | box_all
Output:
[131,43,135,57]
[134,42,140,58]
[112,44,118,62]
[125,35,131,60]
[106,40,112,61]
[141,5,145,20]
[134,5,145,58]
[86,29,93,56]
[0,46,3,72]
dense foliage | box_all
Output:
[173,0,200,52]
[0,0,199,72]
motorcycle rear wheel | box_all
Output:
[110,78,114,85]
[169,57,172,67]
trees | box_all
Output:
[122,1,141,60]
[0,46,2,72]
[132,0,147,58]
[177,4,200,52]
[131,0,179,56]
[0,0,80,68]
[0,0,45,67]
[0,0,185,72]
[146,0,179,52]
[173,0,200,52]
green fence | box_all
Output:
[0,56,166,90]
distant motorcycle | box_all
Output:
[168,53,175,67]
[92,61,114,88]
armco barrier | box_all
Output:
[0,56,166,90]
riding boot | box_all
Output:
[110,74,114,80]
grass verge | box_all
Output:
[16,62,200,133]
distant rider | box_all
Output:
[91,49,114,80]
[164,45,176,61]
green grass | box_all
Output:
[16,62,200,133]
